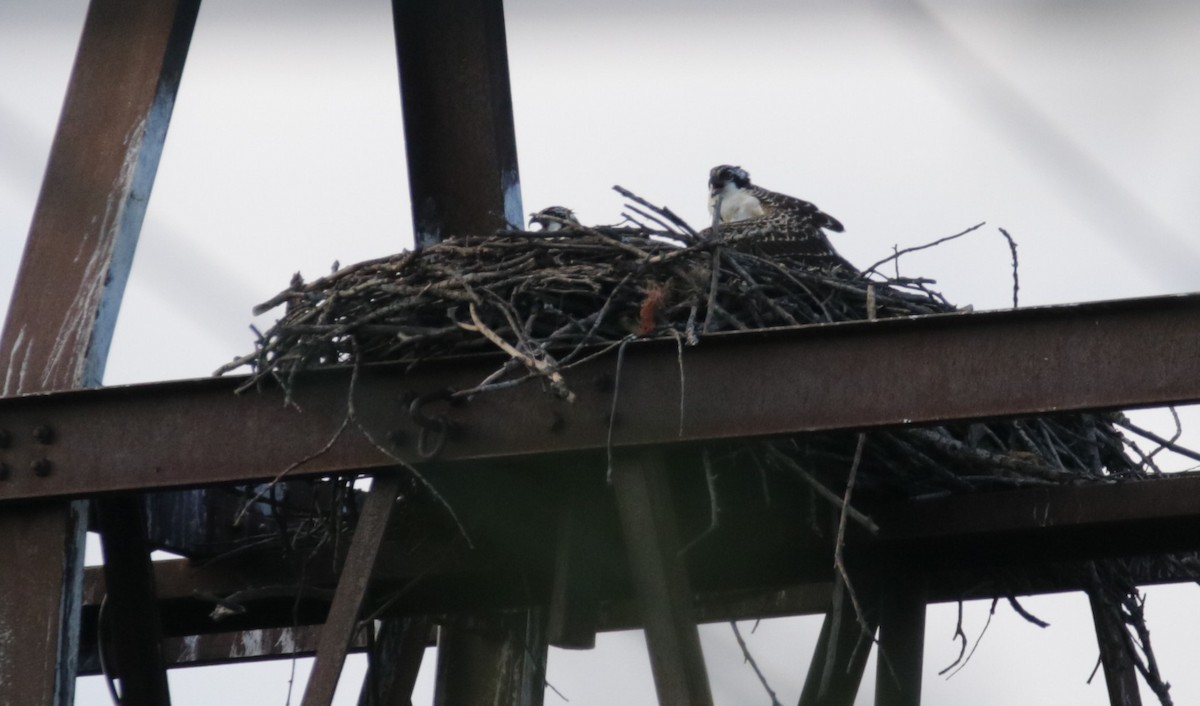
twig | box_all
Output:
[1148,406,1183,463]
[1108,420,1200,463]
[1116,418,1200,464]
[681,448,721,553]
[702,247,721,333]
[862,222,986,276]
[998,227,1020,308]
[459,302,575,402]
[612,184,700,239]
[834,434,873,638]
[943,597,999,679]
[605,336,635,483]
[938,600,968,676]
[234,416,350,526]
[763,445,880,534]
[1005,595,1049,628]
[730,621,784,706]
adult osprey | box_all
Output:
[706,164,853,270]
[528,205,581,232]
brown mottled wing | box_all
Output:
[749,185,845,233]
[710,188,855,271]
[720,217,855,270]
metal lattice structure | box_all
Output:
[2,2,1199,705]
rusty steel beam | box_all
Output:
[74,552,1200,672]
[0,0,198,397]
[611,449,714,706]
[0,0,199,703]
[391,0,522,246]
[3,293,1200,504]
[301,472,405,706]
[78,626,370,675]
[869,473,1200,569]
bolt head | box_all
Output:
[32,426,54,445]
[31,459,51,477]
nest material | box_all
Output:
[222,207,1193,704]
[224,223,1154,493]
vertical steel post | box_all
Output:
[391,0,523,247]
[874,576,927,706]
[95,497,172,706]
[0,1,199,704]
[357,618,431,706]
[797,589,877,706]
[546,475,602,649]
[390,2,544,702]
[432,612,548,706]
[611,449,714,706]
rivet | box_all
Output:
[31,459,52,477]
[32,426,54,445]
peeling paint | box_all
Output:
[232,629,265,658]
[178,634,199,662]
[3,326,26,396]
[274,627,297,655]
[43,114,145,389]
[501,170,523,230]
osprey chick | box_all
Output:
[529,206,581,232]
[706,165,852,269]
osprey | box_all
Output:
[705,164,853,270]
[529,206,581,232]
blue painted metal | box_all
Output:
[0,0,200,703]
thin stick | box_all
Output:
[681,448,721,553]
[1005,595,1049,628]
[998,227,1020,308]
[730,621,783,706]
[702,247,721,333]
[862,222,986,276]
[612,184,700,238]
[763,445,880,534]
[1117,418,1200,464]
[605,337,634,483]
[944,598,999,679]
[459,302,574,402]
[833,434,872,637]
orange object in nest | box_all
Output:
[638,282,669,335]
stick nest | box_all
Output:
[220,200,1193,705]
[222,220,1163,493]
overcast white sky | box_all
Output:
[3,1,1200,704]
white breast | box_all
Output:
[709,183,765,223]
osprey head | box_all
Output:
[709,165,752,195]
[529,206,579,232]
